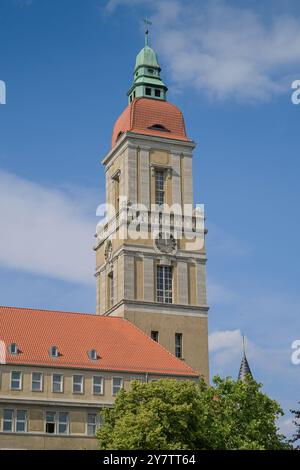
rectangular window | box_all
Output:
[73,375,84,394]
[108,271,114,308]
[11,371,22,390]
[175,333,183,358]
[151,330,159,342]
[32,372,43,392]
[16,410,27,433]
[87,413,100,436]
[155,170,165,206]
[156,265,173,303]
[45,411,56,434]
[58,412,69,434]
[155,89,161,97]
[113,173,120,213]
[145,87,152,96]
[52,374,63,393]
[93,376,104,395]
[112,377,123,396]
[3,409,14,432]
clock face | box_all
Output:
[155,232,176,254]
[104,240,113,261]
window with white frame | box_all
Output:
[93,376,104,395]
[52,374,63,393]
[32,372,43,392]
[11,371,22,390]
[87,413,101,436]
[3,409,14,432]
[73,375,84,394]
[112,377,123,396]
[156,265,173,303]
[49,345,58,358]
[155,170,165,206]
[3,409,27,433]
[8,343,18,355]
[16,410,27,433]
[45,411,56,434]
[45,411,69,434]
[58,412,69,434]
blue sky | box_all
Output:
[1,0,300,436]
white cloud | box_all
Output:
[0,170,99,285]
[106,0,300,102]
[209,329,242,353]
[209,329,245,368]
[207,279,237,305]
[278,416,296,438]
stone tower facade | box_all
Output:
[94,39,209,380]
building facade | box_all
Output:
[0,36,209,450]
[0,307,198,449]
[95,39,209,378]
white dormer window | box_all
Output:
[9,343,18,355]
[88,349,98,361]
[49,346,58,358]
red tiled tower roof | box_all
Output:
[111,98,190,148]
[0,306,198,377]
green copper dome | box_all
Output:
[127,39,168,103]
[135,45,160,71]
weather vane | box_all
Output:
[143,18,152,46]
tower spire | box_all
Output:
[143,18,152,46]
[127,22,168,103]
[238,335,253,382]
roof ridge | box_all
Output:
[0,305,123,320]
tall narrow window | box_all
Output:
[112,377,123,396]
[3,409,14,432]
[45,412,56,434]
[156,266,173,303]
[113,173,120,214]
[108,271,114,307]
[93,376,104,395]
[155,170,165,206]
[87,413,101,436]
[175,333,183,358]
[16,410,27,433]
[52,374,63,393]
[58,412,69,434]
[32,372,43,392]
[11,371,22,390]
[73,375,84,394]
[151,331,159,342]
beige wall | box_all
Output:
[124,311,209,382]
[0,365,148,402]
[0,432,98,450]
[0,364,196,450]
[96,135,209,385]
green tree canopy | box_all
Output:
[97,376,290,450]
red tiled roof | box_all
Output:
[111,98,190,148]
[0,306,197,377]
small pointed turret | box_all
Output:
[238,335,253,381]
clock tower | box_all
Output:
[94,37,209,380]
